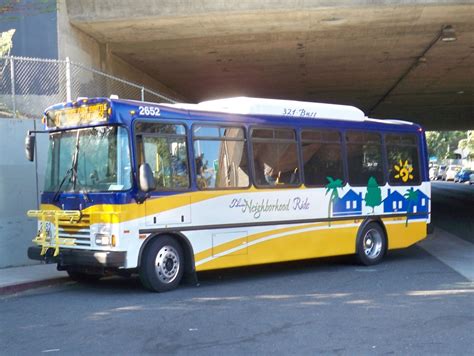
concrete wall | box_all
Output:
[57,0,185,101]
[0,119,47,268]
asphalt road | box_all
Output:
[1,247,473,355]
[431,181,474,243]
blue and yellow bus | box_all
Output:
[26,97,430,292]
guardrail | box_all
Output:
[0,55,178,119]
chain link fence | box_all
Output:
[0,56,178,119]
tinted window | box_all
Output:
[135,122,185,135]
[301,129,344,186]
[136,123,189,190]
[251,128,300,186]
[193,126,249,189]
[346,131,384,186]
[386,133,420,185]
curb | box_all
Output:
[0,277,70,296]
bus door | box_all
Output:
[135,121,192,227]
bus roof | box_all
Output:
[164,97,365,121]
[43,96,416,131]
[161,97,414,126]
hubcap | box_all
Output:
[154,245,180,284]
[363,229,383,259]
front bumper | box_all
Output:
[28,246,126,268]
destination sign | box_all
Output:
[46,103,108,128]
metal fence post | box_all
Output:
[141,87,145,101]
[10,57,16,119]
[66,56,72,102]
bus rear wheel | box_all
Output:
[356,222,386,266]
[139,236,184,292]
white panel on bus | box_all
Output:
[166,97,366,121]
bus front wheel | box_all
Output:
[139,236,184,292]
[355,222,386,266]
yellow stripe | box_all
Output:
[195,220,339,262]
[195,219,427,271]
[40,189,248,223]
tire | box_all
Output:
[355,222,387,266]
[139,236,184,292]
[67,269,102,283]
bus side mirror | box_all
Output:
[25,133,35,162]
[139,163,156,193]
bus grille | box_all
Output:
[57,214,91,247]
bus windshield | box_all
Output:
[44,126,132,193]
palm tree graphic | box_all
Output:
[404,188,419,227]
[325,176,343,227]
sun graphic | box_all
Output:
[394,160,414,182]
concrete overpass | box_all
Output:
[63,0,473,130]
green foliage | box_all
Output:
[325,176,343,198]
[458,131,474,158]
[325,176,343,226]
[0,29,15,57]
[404,187,418,203]
[364,177,382,213]
[403,187,419,227]
[425,131,466,160]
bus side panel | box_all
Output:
[193,220,359,272]
[384,219,427,249]
[193,216,428,272]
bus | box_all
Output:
[25,96,430,292]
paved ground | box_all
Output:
[431,181,474,243]
[1,181,473,354]
[1,246,473,355]
[0,264,68,294]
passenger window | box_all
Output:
[301,129,344,186]
[385,133,420,185]
[193,125,249,189]
[251,128,300,187]
[346,131,384,186]
[136,123,189,190]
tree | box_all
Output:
[0,29,15,57]
[364,177,382,213]
[425,131,466,161]
[404,188,419,227]
[325,176,343,227]
[458,131,474,159]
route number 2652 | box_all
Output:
[138,106,161,116]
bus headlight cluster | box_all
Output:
[92,224,116,247]
[95,233,112,246]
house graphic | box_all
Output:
[383,189,407,213]
[333,190,363,216]
[407,189,430,219]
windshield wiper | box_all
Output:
[53,167,73,202]
[71,130,80,191]
[53,131,81,202]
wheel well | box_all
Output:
[138,232,195,276]
[357,218,389,252]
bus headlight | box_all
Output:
[93,224,116,247]
[95,233,112,246]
